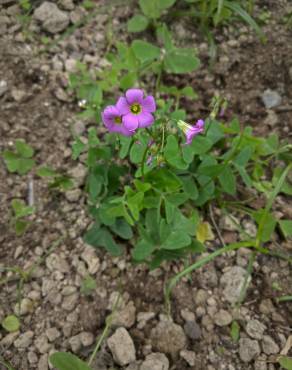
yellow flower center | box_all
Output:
[130,103,141,115]
[114,116,122,124]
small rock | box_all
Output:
[33,1,69,34]
[239,338,260,363]
[61,286,77,296]
[80,331,94,347]
[261,89,282,109]
[194,289,208,305]
[81,246,100,274]
[73,120,86,136]
[220,266,251,304]
[14,298,34,316]
[219,215,239,231]
[107,328,136,366]
[59,0,75,10]
[246,320,266,340]
[46,327,61,342]
[69,164,87,186]
[254,356,268,370]
[140,352,169,370]
[183,320,201,340]
[262,335,280,355]
[28,351,38,364]
[46,253,70,273]
[180,309,195,322]
[214,309,232,327]
[180,350,196,366]
[61,292,79,311]
[0,331,19,347]
[0,80,8,97]
[38,354,48,370]
[14,331,34,349]
[35,335,51,354]
[69,334,82,353]
[11,89,26,102]
[112,301,136,328]
[264,110,279,127]
[65,58,78,72]
[65,188,81,202]
[259,299,275,315]
[151,320,186,355]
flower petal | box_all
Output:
[195,119,205,129]
[122,113,139,132]
[102,105,119,128]
[142,96,156,113]
[116,97,130,115]
[126,89,143,104]
[137,112,154,128]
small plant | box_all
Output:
[3,140,35,175]
[10,199,35,236]
[36,166,74,191]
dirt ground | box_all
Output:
[0,1,291,369]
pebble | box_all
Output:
[46,253,70,273]
[246,320,266,340]
[81,246,100,274]
[140,352,169,370]
[262,335,280,355]
[220,266,251,304]
[61,292,79,311]
[33,1,69,34]
[180,350,196,366]
[112,301,136,328]
[239,338,260,363]
[0,331,20,347]
[38,354,49,370]
[214,309,232,327]
[0,80,8,97]
[183,320,202,340]
[107,327,136,366]
[69,164,87,186]
[261,89,282,109]
[28,351,38,364]
[35,335,51,354]
[69,334,82,353]
[80,331,94,347]
[151,320,187,354]
[14,298,34,316]
[46,327,61,342]
[65,188,81,202]
[14,331,34,349]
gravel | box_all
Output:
[262,335,280,355]
[214,309,232,327]
[107,327,136,366]
[246,320,266,340]
[140,353,169,370]
[239,338,261,363]
[150,320,187,355]
[220,266,251,304]
[33,2,70,34]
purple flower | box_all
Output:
[178,119,205,145]
[102,105,134,136]
[116,89,156,132]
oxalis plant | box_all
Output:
[48,87,292,369]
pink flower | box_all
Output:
[116,89,156,132]
[178,119,205,145]
[101,105,134,136]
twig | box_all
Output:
[209,203,225,247]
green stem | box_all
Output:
[164,240,256,315]
[88,293,121,366]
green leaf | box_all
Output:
[15,220,30,236]
[278,356,292,370]
[156,23,174,51]
[2,315,20,332]
[36,166,57,177]
[18,158,35,175]
[161,230,191,250]
[196,221,214,243]
[49,352,93,370]
[198,164,224,177]
[253,210,277,242]
[225,1,265,41]
[12,199,34,218]
[181,86,197,99]
[230,321,240,342]
[132,239,156,261]
[84,224,122,256]
[139,0,160,18]
[164,48,200,74]
[181,176,198,200]
[165,199,175,224]
[145,168,182,192]
[158,0,176,9]
[145,208,160,243]
[127,14,149,32]
[164,135,188,169]
[132,40,161,63]
[130,141,147,164]
[134,179,151,192]
[15,140,34,158]
[127,191,144,221]
[120,72,138,90]
[88,127,100,147]
[234,146,254,167]
[72,138,86,160]
[218,165,236,195]
[110,218,133,240]
[119,136,132,159]
[278,220,292,238]
[80,276,96,295]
